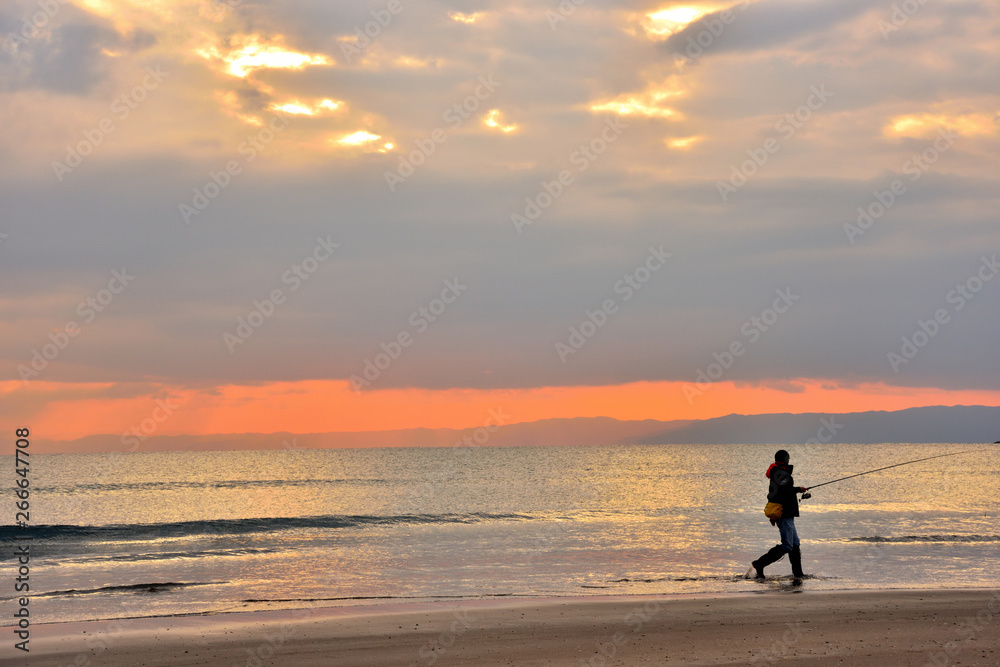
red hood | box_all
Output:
[766,462,788,478]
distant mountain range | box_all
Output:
[35,405,1000,454]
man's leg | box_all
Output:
[751,544,786,578]
[752,520,791,578]
[777,517,796,552]
[783,518,805,578]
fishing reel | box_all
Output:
[801,493,812,500]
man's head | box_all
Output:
[775,449,790,464]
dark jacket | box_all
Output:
[766,462,799,518]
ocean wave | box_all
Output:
[846,534,1000,543]
[33,478,396,494]
[0,512,535,544]
[50,547,279,564]
[0,581,216,601]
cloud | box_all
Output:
[662,0,880,57]
[0,1,157,95]
[0,0,998,414]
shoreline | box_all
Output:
[17,584,997,627]
[18,588,1000,666]
[16,582,999,626]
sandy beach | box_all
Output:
[16,588,999,666]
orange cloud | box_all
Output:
[198,34,332,78]
[641,4,726,38]
[886,111,999,138]
[449,12,483,24]
[270,99,343,116]
[483,109,518,133]
[589,78,686,119]
[331,130,393,152]
[667,135,702,149]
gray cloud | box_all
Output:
[663,0,881,58]
[0,1,155,95]
[1,0,998,397]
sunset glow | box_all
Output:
[449,12,482,24]
[642,3,729,38]
[199,34,332,78]
[270,99,343,116]
[13,379,1000,443]
[483,109,518,133]
[589,94,681,118]
[590,79,686,118]
[886,112,999,138]
[5,0,999,453]
[335,130,382,146]
[667,135,702,149]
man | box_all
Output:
[751,449,808,579]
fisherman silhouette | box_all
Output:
[752,449,808,580]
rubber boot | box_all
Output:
[751,545,786,579]
[789,547,805,579]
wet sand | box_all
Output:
[18,588,1000,666]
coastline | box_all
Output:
[17,588,1000,666]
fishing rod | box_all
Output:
[802,448,990,495]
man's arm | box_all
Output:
[773,469,807,497]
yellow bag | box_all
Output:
[764,502,783,520]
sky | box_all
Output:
[1,0,999,443]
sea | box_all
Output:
[2,443,998,625]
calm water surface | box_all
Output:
[2,443,997,624]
